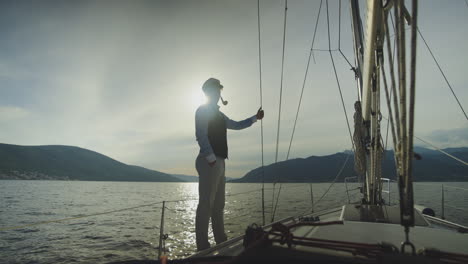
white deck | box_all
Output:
[298,220,468,255]
[193,205,468,260]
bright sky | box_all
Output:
[1,0,467,178]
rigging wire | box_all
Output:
[338,0,341,49]
[381,114,468,166]
[272,0,353,223]
[338,50,355,70]
[310,0,323,64]
[381,16,399,166]
[314,48,338,52]
[282,1,357,217]
[407,0,418,200]
[274,0,288,165]
[257,0,266,227]
[337,1,355,70]
[326,0,355,152]
[271,0,288,223]
[417,28,468,122]
[298,153,351,216]
[412,134,468,166]
[273,1,324,224]
[384,14,397,151]
[385,13,402,148]
[314,154,351,206]
[289,2,360,217]
[285,1,323,161]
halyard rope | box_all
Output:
[257,0,266,227]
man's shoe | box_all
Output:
[197,242,211,252]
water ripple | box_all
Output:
[0,181,467,263]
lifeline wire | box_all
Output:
[1,188,274,232]
[0,202,164,232]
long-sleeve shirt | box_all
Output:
[195,103,256,163]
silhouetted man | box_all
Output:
[195,78,264,251]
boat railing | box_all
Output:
[2,182,466,259]
[440,184,468,220]
[2,184,337,259]
[390,183,468,225]
[155,184,337,258]
[344,176,361,203]
[381,178,392,205]
[343,178,468,223]
[157,183,468,258]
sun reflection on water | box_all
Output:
[163,183,199,257]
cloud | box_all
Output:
[0,63,25,80]
[0,1,467,179]
[424,126,468,148]
[0,106,30,122]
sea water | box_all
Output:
[1,180,467,263]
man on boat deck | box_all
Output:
[195,78,264,251]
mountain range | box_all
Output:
[232,146,468,183]
[0,143,181,182]
[1,143,466,182]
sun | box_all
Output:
[190,90,206,110]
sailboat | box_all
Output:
[171,0,468,263]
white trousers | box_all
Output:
[195,154,227,251]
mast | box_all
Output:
[350,0,418,239]
[350,0,385,205]
[349,0,364,101]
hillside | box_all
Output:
[172,174,199,182]
[0,143,182,182]
[172,174,235,182]
[233,147,468,183]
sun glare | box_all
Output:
[191,90,206,110]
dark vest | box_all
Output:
[208,110,228,159]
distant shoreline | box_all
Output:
[2,179,468,183]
